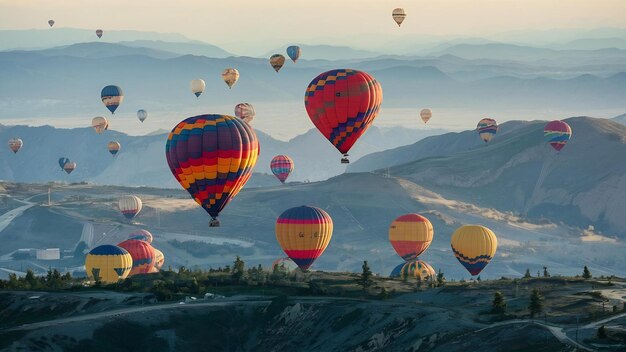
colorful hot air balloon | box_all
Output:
[48,20,55,27]
[85,245,133,284]
[63,161,76,174]
[275,205,333,270]
[153,248,164,271]
[287,46,301,63]
[137,109,148,123]
[118,195,142,220]
[392,8,406,27]
[221,68,239,89]
[101,85,124,114]
[304,69,383,163]
[390,263,404,278]
[117,239,156,276]
[399,260,436,281]
[544,120,572,151]
[234,103,255,124]
[190,79,205,98]
[451,225,498,276]
[389,214,434,261]
[92,116,108,134]
[271,257,298,272]
[420,109,432,124]
[269,54,286,72]
[128,229,153,243]
[8,138,23,153]
[477,118,498,143]
[165,114,259,227]
[108,141,121,156]
[270,155,294,184]
[58,157,70,170]
[96,29,103,38]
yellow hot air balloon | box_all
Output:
[389,214,433,261]
[420,109,432,124]
[190,79,205,98]
[92,116,109,134]
[222,68,239,89]
[269,54,286,72]
[85,245,133,284]
[392,8,406,27]
[450,225,497,276]
[399,260,436,281]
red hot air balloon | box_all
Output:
[544,120,572,151]
[165,114,259,227]
[117,239,156,276]
[270,155,294,183]
[304,69,383,163]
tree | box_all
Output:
[379,287,390,300]
[436,269,446,287]
[492,291,507,314]
[232,256,245,280]
[597,325,607,339]
[543,266,550,278]
[583,266,592,279]
[529,289,543,318]
[524,268,532,279]
[25,269,39,289]
[356,261,374,292]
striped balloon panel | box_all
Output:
[450,225,498,276]
[304,69,383,154]
[117,239,156,275]
[270,155,294,183]
[544,120,572,151]
[400,260,436,280]
[85,245,133,284]
[128,229,153,244]
[165,114,259,219]
[477,118,498,143]
[389,213,433,261]
[119,195,142,220]
[275,206,333,270]
[234,103,255,123]
[101,85,124,114]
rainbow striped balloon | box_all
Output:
[275,206,333,270]
[544,120,572,151]
[165,114,259,227]
[270,155,294,183]
[476,118,498,143]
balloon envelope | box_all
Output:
[269,54,286,72]
[420,109,432,124]
[165,114,259,227]
[270,155,294,183]
[58,157,70,170]
[63,161,76,174]
[275,205,333,270]
[389,214,433,261]
[48,20,55,27]
[96,29,103,38]
[108,141,121,156]
[399,260,436,280]
[222,68,239,88]
[153,248,165,271]
[451,225,498,276]
[137,109,148,122]
[286,46,301,63]
[190,79,205,98]
[8,138,23,153]
[392,8,406,26]
[128,229,153,243]
[271,257,298,272]
[234,103,255,124]
[477,118,498,143]
[101,85,124,114]
[92,116,108,134]
[117,239,156,276]
[85,245,133,284]
[544,120,572,151]
[119,195,142,220]
[304,69,383,163]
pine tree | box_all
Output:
[529,289,543,318]
[543,266,550,278]
[583,266,592,279]
[436,269,446,287]
[356,261,374,292]
[597,325,607,339]
[232,256,245,280]
[524,268,532,278]
[492,291,507,314]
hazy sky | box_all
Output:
[1,0,625,53]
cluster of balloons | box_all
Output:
[388,214,436,280]
[57,157,76,174]
[85,229,165,283]
[268,45,301,72]
[48,19,103,39]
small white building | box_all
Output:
[36,248,60,260]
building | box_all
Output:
[36,248,60,260]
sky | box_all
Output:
[1,0,625,54]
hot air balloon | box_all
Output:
[165,114,259,227]
[222,68,239,89]
[390,263,404,278]
[544,120,572,151]
[234,103,255,124]
[420,109,432,124]
[92,116,108,134]
[271,257,298,272]
[118,195,142,220]
[392,8,406,27]
[389,213,433,261]
[153,248,164,271]
[58,157,70,170]
[137,109,148,123]
[8,138,23,153]
[128,229,153,243]
[399,260,436,281]
[304,69,383,163]
[477,118,498,143]
[190,79,205,98]
[48,20,55,27]
[275,205,333,270]
[450,225,498,276]
[108,141,121,156]
[63,161,76,174]
[85,245,133,284]
[269,54,286,72]
[96,29,103,38]
[270,155,294,184]
[117,239,156,276]
[287,46,301,63]
[101,85,124,114]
